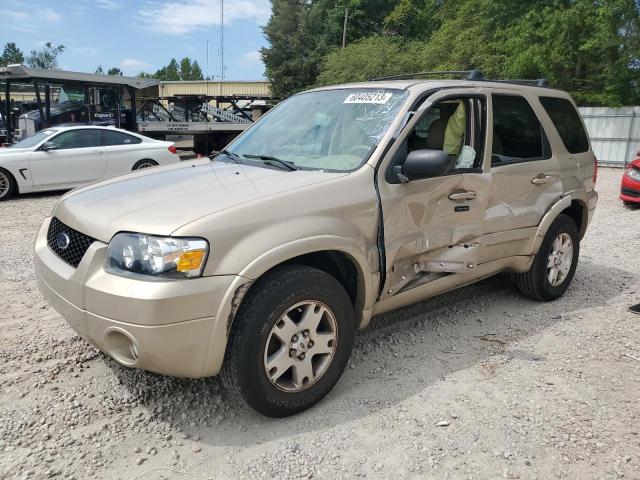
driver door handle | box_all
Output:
[448,190,477,201]
[531,173,554,185]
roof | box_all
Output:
[0,64,160,89]
[309,79,566,96]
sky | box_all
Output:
[0,0,270,80]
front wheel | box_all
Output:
[221,265,355,417]
[0,168,17,201]
[513,214,579,301]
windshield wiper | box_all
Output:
[242,154,298,171]
[213,149,242,164]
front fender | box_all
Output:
[239,234,378,311]
[201,236,378,377]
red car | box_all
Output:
[621,154,640,207]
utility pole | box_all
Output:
[206,39,210,81]
[220,0,225,81]
[342,7,349,49]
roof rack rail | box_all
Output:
[491,78,550,88]
[369,70,485,81]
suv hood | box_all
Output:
[55,161,347,242]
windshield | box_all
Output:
[10,129,57,149]
[227,88,408,171]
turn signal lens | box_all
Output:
[168,145,178,154]
[177,250,206,272]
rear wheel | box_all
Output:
[132,159,158,170]
[221,265,355,417]
[513,214,579,301]
[0,169,17,201]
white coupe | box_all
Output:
[0,126,181,200]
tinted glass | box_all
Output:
[539,97,589,154]
[51,130,101,150]
[492,95,550,164]
[102,130,141,146]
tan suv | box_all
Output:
[34,73,598,417]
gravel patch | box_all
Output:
[0,168,638,479]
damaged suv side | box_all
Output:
[34,75,598,417]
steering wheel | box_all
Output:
[347,144,373,156]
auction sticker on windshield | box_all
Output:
[344,92,393,104]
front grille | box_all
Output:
[622,187,640,198]
[47,217,95,268]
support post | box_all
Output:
[4,81,12,143]
[129,87,137,132]
[33,81,45,126]
[44,84,51,128]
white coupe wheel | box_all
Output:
[132,160,158,170]
[0,169,16,201]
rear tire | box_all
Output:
[221,265,355,417]
[132,159,158,170]
[513,214,579,301]
[0,168,17,201]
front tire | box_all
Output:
[0,168,17,201]
[221,265,355,417]
[513,214,579,301]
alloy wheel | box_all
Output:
[547,232,574,286]
[136,162,155,169]
[263,300,338,393]
[0,172,9,198]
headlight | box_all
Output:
[626,166,640,182]
[106,233,209,279]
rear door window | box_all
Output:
[539,97,590,154]
[102,130,142,146]
[491,94,551,165]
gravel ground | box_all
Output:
[1,167,639,480]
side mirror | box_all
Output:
[41,141,57,152]
[401,149,450,181]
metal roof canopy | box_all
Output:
[0,64,160,89]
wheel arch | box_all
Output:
[532,195,588,254]
[132,158,159,170]
[235,238,377,330]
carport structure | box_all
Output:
[0,64,160,143]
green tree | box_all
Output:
[177,57,204,80]
[163,58,180,81]
[26,42,65,69]
[0,42,25,67]
[189,60,204,80]
[95,65,105,74]
[262,0,401,97]
[262,0,332,98]
[107,67,123,76]
[316,0,640,106]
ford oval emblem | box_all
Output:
[56,232,71,250]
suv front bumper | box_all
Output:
[34,217,244,378]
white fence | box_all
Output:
[579,107,640,167]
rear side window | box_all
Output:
[102,130,142,146]
[539,97,589,154]
[492,94,551,165]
